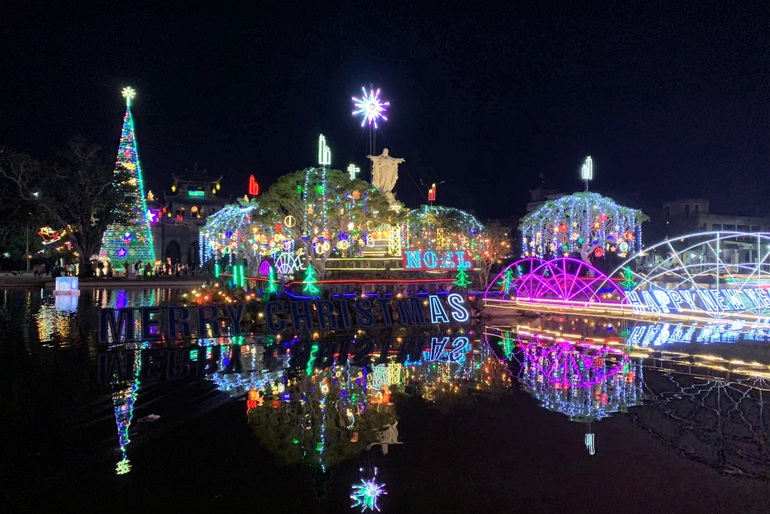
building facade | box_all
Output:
[147,166,228,267]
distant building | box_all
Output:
[661,198,770,264]
[147,165,228,266]
[526,173,565,213]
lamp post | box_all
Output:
[25,223,30,273]
[26,192,39,274]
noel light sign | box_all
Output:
[401,249,473,271]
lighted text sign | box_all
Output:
[402,250,473,271]
[626,287,770,315]
[627,319,770,347]
[97,333,472,384]
[99,294,470,344]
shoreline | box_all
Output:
[0,273,207,289]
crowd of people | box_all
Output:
[90,258,199,279]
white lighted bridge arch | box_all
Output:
[603,231,770,318]
[486,231,770,322]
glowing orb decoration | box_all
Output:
[352,87,389,128]
[350,467,386,512]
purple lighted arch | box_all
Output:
[484,257,626,303]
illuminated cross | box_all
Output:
[581,155,593,191]
[318,134,331,167]
[347,164,361,181]
[122,86,136,108]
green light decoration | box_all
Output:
[620,266,636,291]
[100,87,156,263]
[453,266,472,288]
[350,468,387,512]
[502,331,515,359]
[115,456,132,475]
[302,264,320,295]
[265,264,279,296]
[306,344,319,376]
[497,267,515,294]
[231,264,245,288]
[213,262,220,278]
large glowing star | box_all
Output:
[121,86,136,106]
[116,247,128,258]
[352,87,389,128]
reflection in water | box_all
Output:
[98,329,510,487]
[486,326,643,456]
[112,346,144,475]
[350,466,387,512]
[516,335,643,423]
[29,287,172,346]
[490,319,770,477]
[633,353,770,479]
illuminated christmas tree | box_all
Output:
[266,264,279,295]
[303,264,320,295]
[497,268,515,293]
[99,87,156,263]
[620,266,636,291]
[453,266,472,288]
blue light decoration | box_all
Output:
[352,87,389,128]
[99,87,156,263]
[350,467,387,512]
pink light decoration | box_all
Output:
[484,257,626,303]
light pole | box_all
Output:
[27,192,39,273]
[25,223,30,273]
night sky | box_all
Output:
[3,2,770,220]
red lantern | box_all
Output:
[594,248,604,258]
[558,223,568,233]
[274,223,284,233]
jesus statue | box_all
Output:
[368,148,404,196]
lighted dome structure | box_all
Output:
[520,192,647,264]
[406,205,485,255]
